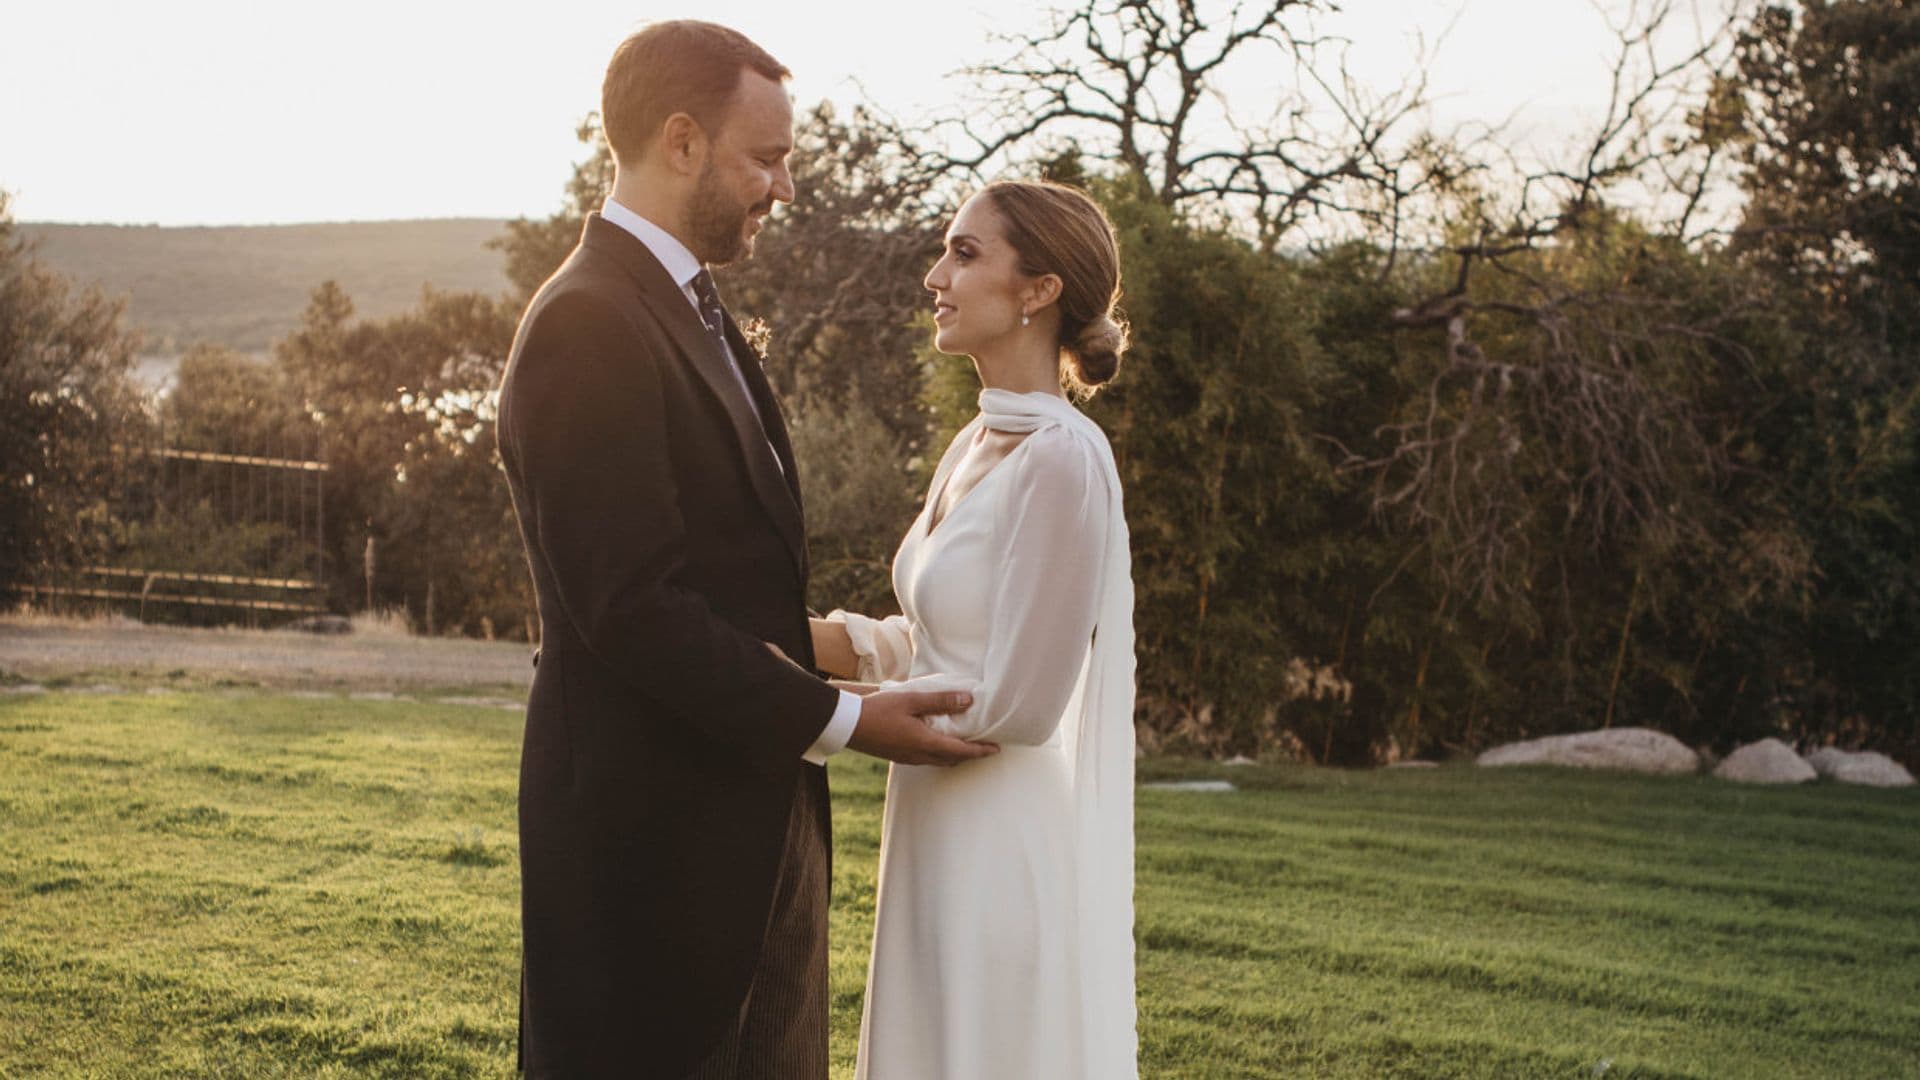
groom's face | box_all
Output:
[685,70,795,266]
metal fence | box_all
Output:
[15,431,330,625]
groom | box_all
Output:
[497,20,993,1079]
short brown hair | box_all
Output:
[601,21,790,166]
[981,180,1129,396]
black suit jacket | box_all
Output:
[496,214,839,1077]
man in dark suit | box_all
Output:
[496,21,994,1079]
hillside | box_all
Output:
[20,219,515,363]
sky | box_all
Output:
[0,0,1736,226]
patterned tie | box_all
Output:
[689,268,730,358]
[688,268,775,447]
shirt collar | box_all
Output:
[602,197,702,289]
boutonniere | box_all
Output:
[739,317,773,363]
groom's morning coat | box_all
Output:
[497,214,838,1076]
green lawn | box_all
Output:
[2,690,1916,1078]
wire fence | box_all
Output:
[12,425,330,626]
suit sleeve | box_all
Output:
[503,289,837,764]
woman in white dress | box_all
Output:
[811,180,1138,1080]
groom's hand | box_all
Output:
[850,689,998,766]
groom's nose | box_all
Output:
[771,161,795,205]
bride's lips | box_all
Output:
[933,302,956,322]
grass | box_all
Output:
[2,691,1916,1078]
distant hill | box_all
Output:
[20,219,516,369]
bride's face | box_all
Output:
[924,195,1031,356]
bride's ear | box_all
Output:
[1023,273,1063,313]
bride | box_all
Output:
[811,179,1138,1079]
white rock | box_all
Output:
[1804,747,1915,788]
[1714,738,1817,784]
[1477,727,1700,775]
[1220,755,1256,767]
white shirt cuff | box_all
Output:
[801,690,862,765]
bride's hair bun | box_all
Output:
[981,179,1128,398]
[1066,313,1128,389]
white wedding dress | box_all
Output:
[836,389,1137,1080]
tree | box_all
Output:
[930,0,1438,251]
[0,193,145,599]
[275,282,525,636]
[161,343,312,454]
[1730,0,1920,329]
[1714,0,1920,758]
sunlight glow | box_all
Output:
[0,0,1734,225]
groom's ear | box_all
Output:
[657,112,709,176]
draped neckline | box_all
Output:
[922,420,1030,539]
[979,387,1077,433]
[923,389,1085,538]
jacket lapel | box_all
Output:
[722,314,805,512]
[583,215,808,579]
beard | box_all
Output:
[685,161,769,266]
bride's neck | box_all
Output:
[971,338,1066,398]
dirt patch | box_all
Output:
[0,615,532,694]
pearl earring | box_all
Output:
[1020,312,1030,327]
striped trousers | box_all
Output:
[684,769,831,1080]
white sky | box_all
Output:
[0,0,1736,225]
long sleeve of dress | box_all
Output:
[928,427,1108,746]
[824,609,915,683]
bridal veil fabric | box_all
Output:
[838,389,1137,1079]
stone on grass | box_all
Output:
[1476,727,1699,775]
[1713,738,1816,784]
[1804,747,1915,788]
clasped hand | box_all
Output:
[765,641,995,766]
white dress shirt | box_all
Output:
[602,197,860,764]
